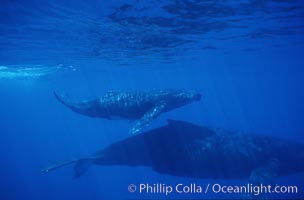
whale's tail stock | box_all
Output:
[53,91,90,116]
[53,91,75,108]
[42,158,94,178]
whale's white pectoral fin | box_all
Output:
[41,159,78,173]
[243,159,279,199]
[42,156,98,178]
[249,159,279,185]
[129,102,167,135]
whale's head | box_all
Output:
[184,91,202,102]
[193,93,202,101]
[175,90,202,105]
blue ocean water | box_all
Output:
[0,0,304,199]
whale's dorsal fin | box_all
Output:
[167,119,194,126]
[106,90,121,94]
[166,120,204,131]
[129,102,167,135]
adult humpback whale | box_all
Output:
[43,120,304,185]
[54,89,201,134]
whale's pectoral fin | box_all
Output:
[250,159,279,185]
[243,159,279,199]
[42,156,97,178]
[129,102,167,135]
[41,159,79,173]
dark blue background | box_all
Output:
[0,0,303,199]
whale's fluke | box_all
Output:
[73,159,91,178]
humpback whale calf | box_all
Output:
[43,120,304,186]
[54,89,201,134]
